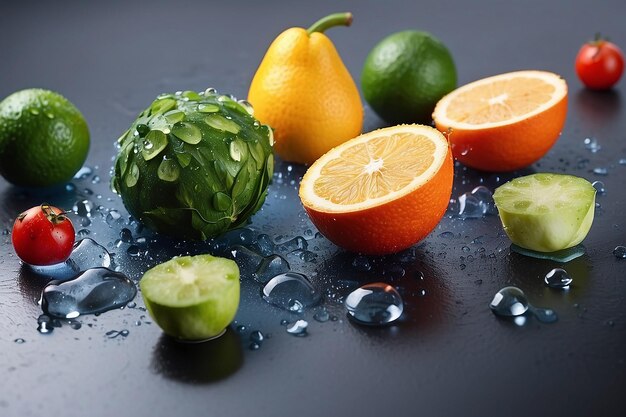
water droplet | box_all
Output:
[489,287,528,317]
[204,87,218,95]
[614,246,626,259]
[105,210,124,227]
[119,228,133,243]
[236,99,254,116]
[544,268,573,288]
[254,234,275,256]
[286,319,308,336]
[288,299,304,313]
[262,273,321,312]
[229,245,263,274]
[73,199,93,217]
[141,130,167,160]
[157,157,180,182]
[125,163,140,187]
[37,314,54,334]
[236,325,247,333]
[455,186,495,218]
[41,268,136,319]
[593,167,608,176]
[68,320,82,330]
[74,166,93,179]
[229,139,247,162]
[253,255,290,284]
[276,236,308,252]
[583,137,601,153]
[313,308,330,323]
[290,249,317,262]
[136,123,150,137]
[345,283,403,326]
[592,181,606,194]
[14,338,25,344]
[250,330,264,344]
[172,122,202,144]
[106,329,129,339]
[619,158,626,166]
[267,126,274,146]
[126,245,141,257]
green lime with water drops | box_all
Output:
[0,88,90,187]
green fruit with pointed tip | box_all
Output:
[112,90,274,240]
[493,173,596,252]
[140,255,240,341]
[0,88,90,187]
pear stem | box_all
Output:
[306,12,353,35]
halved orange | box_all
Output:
[432,70,568,172]
[299,124,453,255]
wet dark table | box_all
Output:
[1,1,626,416]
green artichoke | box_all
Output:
[112,89,274,240]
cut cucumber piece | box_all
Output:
[493,173,596,252]
[140,255,240,341]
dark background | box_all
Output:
[1,1,626,416]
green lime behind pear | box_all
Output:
[361,30,457,124]
[112,90,274,240]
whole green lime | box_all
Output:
[361,31,457,124]
[0,89,90,187]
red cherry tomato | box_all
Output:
[12,204,75,266]
[575,36,624,90]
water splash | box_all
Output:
[583,137,601,153]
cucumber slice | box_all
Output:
[140,255,240,341]
[493,173,596,252]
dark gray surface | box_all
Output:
[1,1,626,416]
